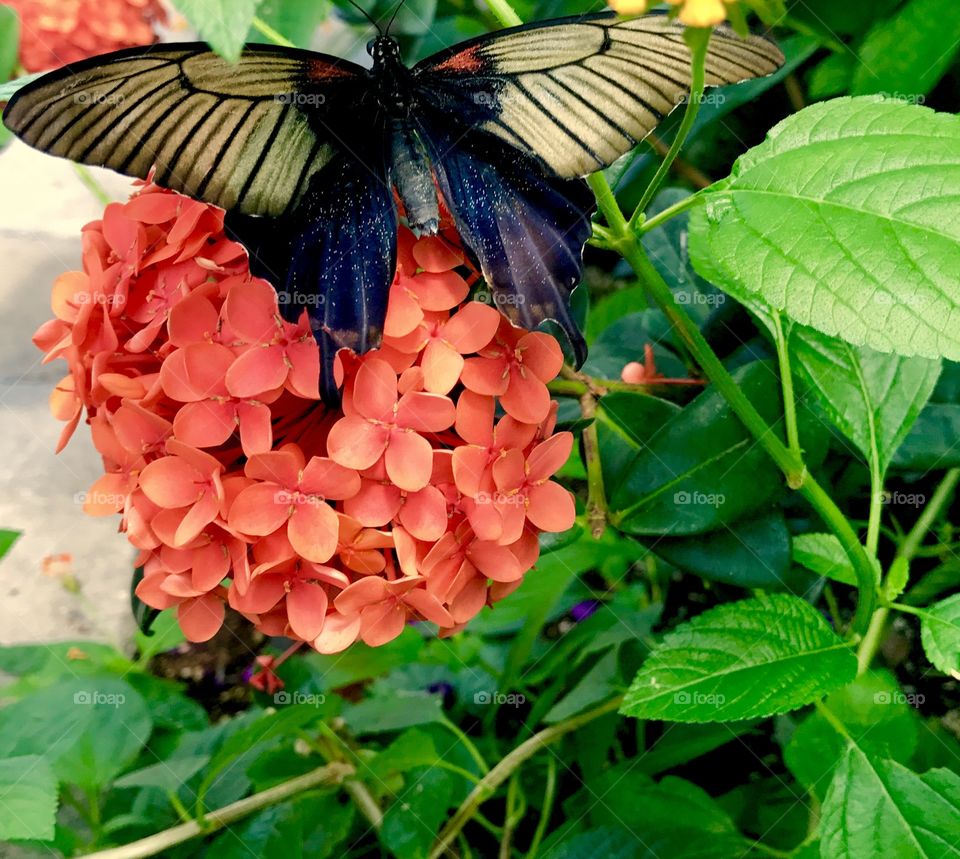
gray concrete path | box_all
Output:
[0,140,138,647]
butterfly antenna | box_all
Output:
[385,0,406,36]
[344,0,382,34]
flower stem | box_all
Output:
[629,28,709,228]
[772,313,802,465]
[856,467,960,672]
[485,0,523,27]
[82,763,352,859]
[73,164,113,207]
[526,757,557,859]
[251,16,296,48]
[429,697,622,859]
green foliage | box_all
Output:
[620,594,857,722]
[4,2,960,857]
[690,98,960,362]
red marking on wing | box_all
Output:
[307,59,356,80]
[431,45,485,74]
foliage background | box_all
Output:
[1,0,960,857]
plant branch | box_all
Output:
[251,16,296,47]
[579,387,608,539]
[429,697,622,858]
[82,763,352,859]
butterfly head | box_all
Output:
[367,35,402,68]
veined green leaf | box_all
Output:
[0,756,58,842]
[919,593,960,675]
[690,97,960,362]
[620,593,856,722]
[172,0,264,63]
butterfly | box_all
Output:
[2,9,783,397]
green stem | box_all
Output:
[82,763,352,859]
[579,388,608,539]
[857,467,960,672]
[629,28,710,228]
[526,758,556,859]
[772,313,801,464]
[429,697,623,859]
[485,0,522,27]
[637,193,703,235]
[440,716,490,774]
[251,16,296,48]
[591,173,876,637]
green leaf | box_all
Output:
[851,0,960,97]
[919,593,960,675]
[820,747,960,859]
[0,5,19,82]
[251,0,329,46]
[0,529,19,560]
[789,0,900,36]
[893,404,960,469]
[380,768,454,859]
[208,790,355,859]
[792,533,857,587]
[0,71,42,101]
[343,690,444,735]
[690,97,960,362]
[134,609,186,664]
[0,677,152,790]
[633,721,760,776]
[544,650,620,723]
[113,754,211,793]
[369,729,441,781]
[651,510,798,590]
[784,671,920,797]
[620,593,856,723]
[172,0,264,62]
[0,756,58,842]
[792,326,941,476]
[609,362,786,535]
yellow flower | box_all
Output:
[609,0,731,27]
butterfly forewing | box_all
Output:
[413,12,785,178]
[3,45,366,217]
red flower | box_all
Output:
[35,182,577,651]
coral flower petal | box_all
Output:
[452,446,491,499]
[353,358,398,421]
[409,270,470,311]
[300,457,361,500]
[455,391,495,446]
[344,481,402,527]
[384,283,423,338]
[460,357,509,396]
[520,332,564,381]
[500,369,551,424]
[314,611,362,654]
[404,588,454,627]
[335,576,390,614]
[288,501,340,563]
[399,485,448,542]
[287,583,329,641]
[139,457,200,508]
[178,594,225,643]
[385,430,434,492]
[244,450,303,487]
[441,302,501,354]
[224,279,281,343]
[527,432,574,483]
[526,482,576,533]
[285,338,321,399]
[327,416,390,471]
[468,541,524,582]
[228,484,289,536]
[360,601,407,647]
[174,492,220,546]
[421,339,464,395]
[174,400,235,449]
[226,346,287,399]
[412,235,463,272]
[396,392,456,432]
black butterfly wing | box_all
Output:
[228,149,397,399]
[412,11,784,178]
[2,43,369,217]
[416,108,592,361]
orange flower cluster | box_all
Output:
[6,0,166,73]
[34,182,576,651]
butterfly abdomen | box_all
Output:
[390,121,440,235]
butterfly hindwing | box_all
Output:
[3,44,368,217]
[418,111,593,361]
[413,11,784,178]
[231,151,397,399]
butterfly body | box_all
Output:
[3,12,784,398]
